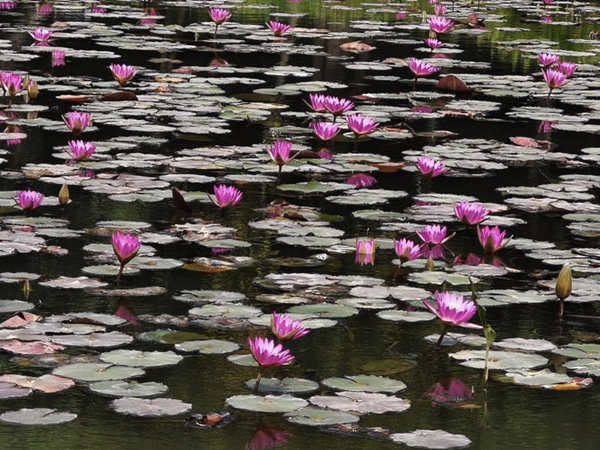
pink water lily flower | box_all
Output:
[37,2,53,16]
[422,244,446,260]
[52,50,65,67]
[66,140,96,161]
[0,2,17,10]
[16,190,43,211]
[109,64,137,86]
[112,231,140,267]
[63,112,92,135]
[355,239,375,265]
[426,38,443,50]
[540,16,552,23]
[308,93,326,112]
[428,16,454,34]
[267,21,291,36]
[557,61,577,77]
[317,148,333,160]
[407,58,440,78]
[538,52,560,67]
[323,96,354,120]
[209,184,242,208]
[428,379,473,405]
[477,225,509,253]
[1,73,23,97]
[417,224,454,244]
[271,312,309,340]
[346,114,378,136]
[268,140,298,173]
[416,156,446,177]
[248,336,294,368]
[454,202,489,225]
[346,173,376,188]
[542,68,568,99]
[434,5,446,16]
[396,11,408,19]
[91,3,106,13]
[29,28,53,42]
[209,7,231,25]
[311,122,340,141]
[394,238,422,263]
[424,291,482,329]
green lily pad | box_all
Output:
[0,408,77,426]
[99,350,183,368]
[450,350,548,371]
[245,377,319,394]
[309,391,410,414]
[226,394,308,413]
[175,339,240,354]
[287,304,358,318]
[89,380,168,398]
[377,310,435,322]
[321,375,407,393]
[111,397,192,417]
[52,363,145,382]
[284,406,359,426]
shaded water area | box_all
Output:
[1,0,600,448]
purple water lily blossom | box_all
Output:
[308,93,326,112]
[557,61,577,77]
[408,59,440,78]
[394,238,422,263]
[66,140,96,161]
[267,21,291,36]
[428,16,454,34]
[424,291,483,329]
[109,64,137,86]
[317,148,333,160]
[63,112,92,135]
[112,231,140,267]
[37,2,53,16]
[248,336,294,368]
[209,184,243,208]
[91,3,106,13]
[540,16,552,23]
[355,239,375,265]
[346,173,376,188]
[268,140,297,166]
[454,202,489,226]
[271,312,309,341]
[323,96,354,120]
[0,2,17,10]
[477,225,509,253]
[311,122,340,141]
[417,224,454,245]
[29,28,53,42]
[209,7,232,25]
[52,50,65,67]
[416,156,446,178]
[538,52,560,67]
[434,5,446,16]
[542,68,568,99]
[1,72,23,97]
[346,114,378,136]
[16,190,43,211]
[426,38,443,50]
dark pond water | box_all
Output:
[1,0,600,449]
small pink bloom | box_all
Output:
[428,379,473,405]
[271,312,309,340]
[140,7,158,25]
[454,202,489,225]
[423,291,482,329]
[268,140,297,166]
[109,64,137,86]
[540,16,553,23]
[416,156,446,177]
[417,225,453,245]
[208,7,231,25]
[311,122,340,141]
[434,5,446,16]
[317,148,333,160]
[29,28,53,42]
[66,140,96,161]
[426,38,443,50]
[477,225,509,253]
[91,3,106,13]
[37,3,53,16]
[345,114,378,136]
[428,16,453,34]
[542,68,568,90]
[407,58,440,78]
[248,336,294,367]
[308,93,326,112]
[16,190,43,211]
[422,244,446,260]
[355,239,375,265]
[537,52,560,67]
[266,21,291,36]
[0,2,16,10]
[323,96,354,117]
[52,50,65,67]
[396,11,408,19]
[63,112,92,135]
[394,238,422,263]
[209,184,242,208]
[111,231,140,266]
[346,173,376,188]
[557,61,577,77]
[1,72,23,97]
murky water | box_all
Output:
[0,1,600,449]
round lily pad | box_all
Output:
[494,338,556,353]
[99,350,183,368]
[377,310,435,322]
[0,382,32,399]
[244,377,319,395]
[309,391,410,414]
[563,359,600,377]
[0,408,77,426]
[449,350,548,371]
[227,354,258,367]
[175,339,240,354]
[52,363,145,382]
[390,429,471,449]
[89,380,168,398]
[284,406,359,426]
[0,300,34,313]
[226,394,308,413]
[287,304,358,318]
[50,331,133,348]
[189,304,262,319]
[321,375,406,393]
[111,397,191,417]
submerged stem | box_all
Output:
[116,264,124,287]
[253,370,262,393]
[558,298,564,321]
[436,324,448,347]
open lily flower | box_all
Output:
[424,291,482,329]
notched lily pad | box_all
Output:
[111,397,192,417]
[0,408,77,426]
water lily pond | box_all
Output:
[1,0,600,448]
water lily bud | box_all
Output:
[425,256,435,271]
[58,184,69,206]
[555,264,572,301]
[27,80,39,99]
